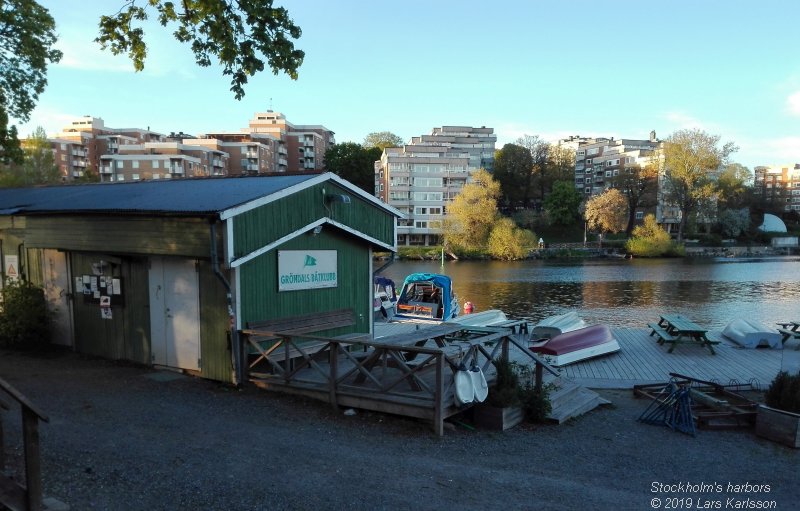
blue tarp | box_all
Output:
[396,273,456,320]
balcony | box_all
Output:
[245,163,258,172]
[303,138,315,147]
[169,165,184,175]
[212,158,224,167]
[245,151,258,159]
[71,160,87,167]
[278,157,287,166]
[100,166,113,174]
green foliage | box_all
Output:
[662,129,737,241]
[717,208,750,238]
[717,163,752,209]
[363,131,403,150]
[488,358,520,408]
[0,126,60,187]
[0,280,51,349]
[543,181,582,226]
[442,169,500,251]
[488,359,551,422]
[487,217,536,260]
[764,371,800,414]
[0,0,62,163]
[626,214,684,257]
[323,142,381,193]
[95,0,303,100]
[493,143,534,206]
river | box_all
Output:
[377,257,800,330]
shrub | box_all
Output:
[764,371,800,414]
[488,358,520,408]
[487,359,552,422]
[626,214,682,257]
[487,218,536,260]
[0,280,51,349]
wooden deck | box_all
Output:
[512,327,782,390]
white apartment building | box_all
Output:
[376,126,496,246]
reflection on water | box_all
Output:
[379,258,800,329]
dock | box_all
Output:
[243,322,782,435]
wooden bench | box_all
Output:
[647,323,677,344]
[778,328,800,343]
[245,308,359,365]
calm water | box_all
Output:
[379,257,800,330]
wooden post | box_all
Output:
[22,408,43,511]
[0,411,5,471]
[501,336,509,362]
[434,353,445,436]
[535,362,543,392]
[329,342,339,410]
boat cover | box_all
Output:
[396,273,457,320]
[373,276,397,301]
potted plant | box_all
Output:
[473,358,525,430]
[473,359,554,430]
[755,371,800,448]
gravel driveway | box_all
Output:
[0,349,797,510]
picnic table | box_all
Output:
[648,314,719,354]
[777,321,800,343]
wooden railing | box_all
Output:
[0,377,49,511]
[241,326,558,435]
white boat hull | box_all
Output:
[722,318,782,349]
[532,311,586,339]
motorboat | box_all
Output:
[394,273,459,321]
[721,318,782,349]
[531,311,586,339]
[530,324,620,367]
[373,276,397,321]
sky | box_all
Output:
[12,0,800,169]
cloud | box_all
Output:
[663,111,706,130]
[788,91,800,116]
[12,107,77,138]
[55,36,135,73]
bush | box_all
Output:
[0,280,51,349]
[626,214,683,257]
[487,359,552,422]
[764,371,800,414]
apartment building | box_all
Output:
[99,141,230,181]
[375,125,497,246]
[194,132,280,175]
[754,164,800,212]
[247,110,334,172]
[572,132,660,197]
[49,116,165,180]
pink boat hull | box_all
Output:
[530,324,620,366]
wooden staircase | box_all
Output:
[546,377,610,424]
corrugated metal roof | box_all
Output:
[0,174,320,216]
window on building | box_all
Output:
[116,160,124,168]
[132,174,140,180]
[415,221,427,228]
[153,160,160,169]
[60,143,66,150]
[605,171,612,177]
[153,174,160,179]
[585,187,591,193]
[586,159,592,165]
[585,177,592,183]
[635,211,644,220]
[132,160,139,169]
[116,175,125,181]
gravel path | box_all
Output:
[1,349,797,510]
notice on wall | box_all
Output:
[277,250,338,291]
[4,255,19,282]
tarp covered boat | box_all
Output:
[395,273,459,321]
[721,318,782,349]
[530,324,620,366]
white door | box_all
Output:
[43,250,74,347]
[148,257,201,370]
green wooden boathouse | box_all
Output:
[0,173,400,383]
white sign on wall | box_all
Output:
[278,250,338,291]
[4,255,19,283]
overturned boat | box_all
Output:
[532,311,586,339]
[721,318,782,349]
[395,273,459,321]
[530,324,620,366]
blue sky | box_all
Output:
[13,0,800,169]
